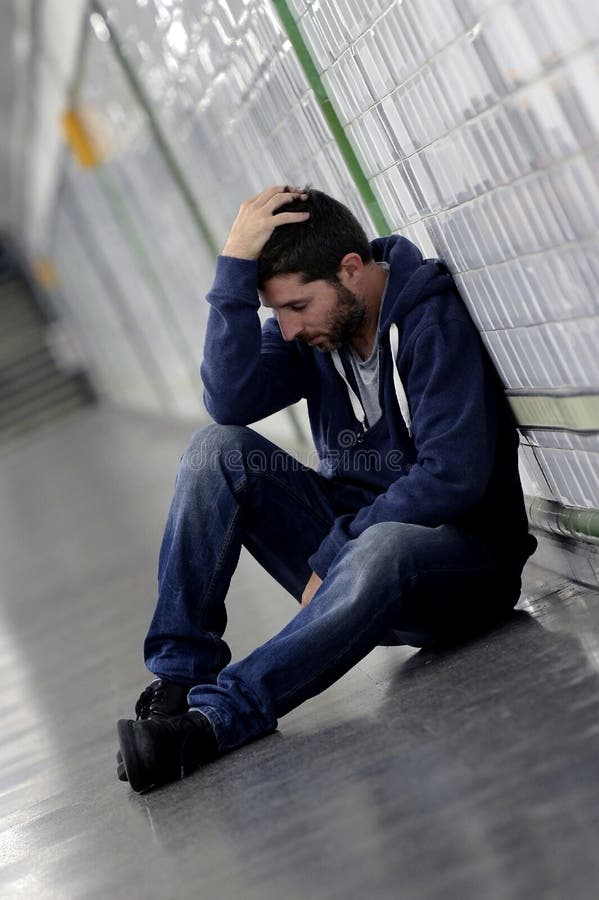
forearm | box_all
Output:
[201,186,310,423]
[201,257,303,423]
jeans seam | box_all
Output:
[200,504,241,613]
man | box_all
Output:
[116,186,536,792]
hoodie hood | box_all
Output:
[371,235,454,332]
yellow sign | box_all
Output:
[32,257,59,290]
[62,109,101,168]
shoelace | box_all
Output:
[135,683,163,720]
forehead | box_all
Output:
[261,273,329,308]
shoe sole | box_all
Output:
[116,696,191,784]
[116,749,127,782]
[117,719,155,793]
[116,706,191,783]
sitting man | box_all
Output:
[116,186,536,792]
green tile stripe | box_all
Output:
[90,0,219,258]
[508,393,599,433]
[96,167,204,398]
[60,7,201,406]
[272,0,391,236]
[526,497,599,543]
[94,2,309,446]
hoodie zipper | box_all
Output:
[331,331,412,443]
[330,349,368,441]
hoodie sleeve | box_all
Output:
[201,256,305,424]
[308,317,499,577]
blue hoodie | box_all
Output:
[202,235,535,578]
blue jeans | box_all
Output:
[144,424,523,752]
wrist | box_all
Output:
[221,243,258,260]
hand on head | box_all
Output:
[221,185,311,261]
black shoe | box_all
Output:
[116,712,219,793]
[116,679,192,782]
[135,678,192,719]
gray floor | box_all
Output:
[1,407,598,900]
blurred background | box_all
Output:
[1,0,598,584]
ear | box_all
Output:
[337,252,365,284]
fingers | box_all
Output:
[246,185,286,204]
[272,210,311,226]
[222,185,309,259]
[263,189,308,213]
[246,185,307,208]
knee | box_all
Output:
[179,424,270,482]
[181,424,249,471]
[348,522,427,573]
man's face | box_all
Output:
[261,273,366,352]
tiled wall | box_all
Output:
[100,0,374,243]
[40,0,599,523]
[288,0,599,514]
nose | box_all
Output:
[277,311,303,342]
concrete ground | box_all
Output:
[1,407,598,900]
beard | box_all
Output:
[318,282,366,352]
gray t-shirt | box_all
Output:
[342,263,390,429]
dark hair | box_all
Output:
[257,188,372,289]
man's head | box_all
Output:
[258,188,375,351]
[257,188,372,287]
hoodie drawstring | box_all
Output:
[331,328,412,438]
[389,324,412,437]
[331,350,367,434]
